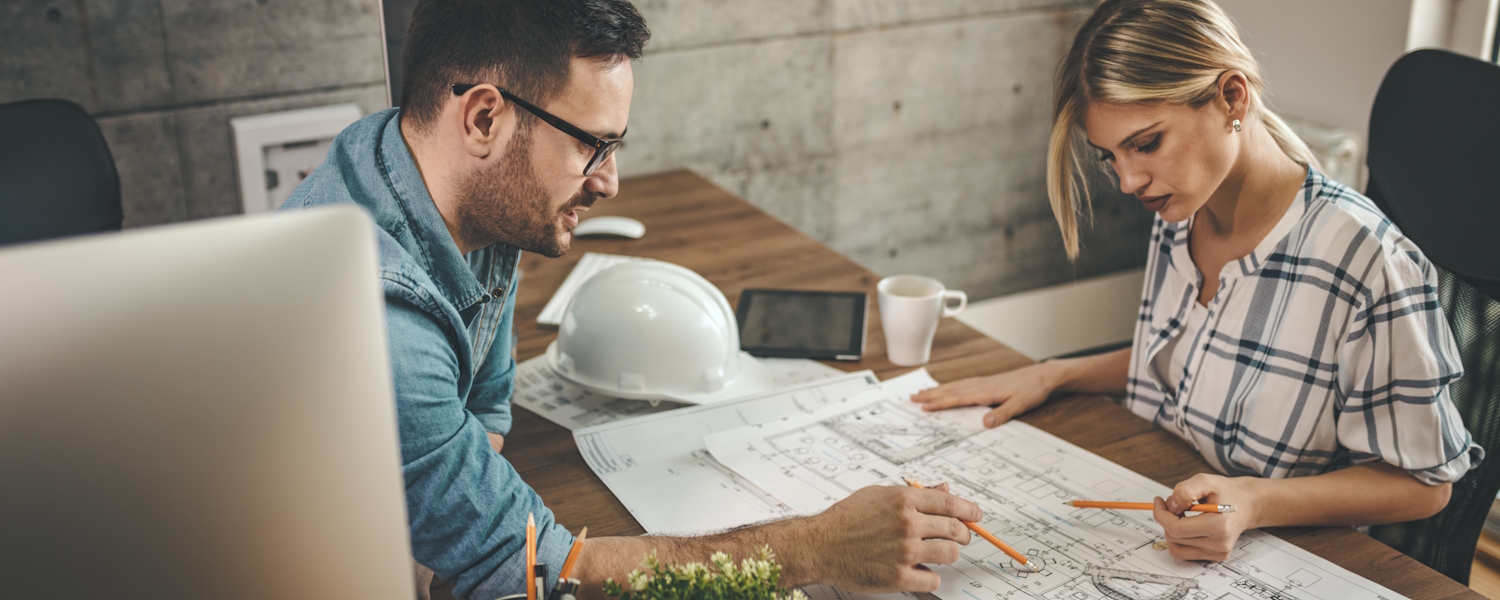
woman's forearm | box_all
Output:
[1042,347,1131,398]
[1243,463,1451,529]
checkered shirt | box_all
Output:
[1124,168,1482,485]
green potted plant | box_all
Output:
[602,546,806,600]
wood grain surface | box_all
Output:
[495,170,1478,599]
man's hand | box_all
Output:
[486,432,505,454]
[788,484,982,592]
[1151,473,1258,562]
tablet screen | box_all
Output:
[736,289,866,360]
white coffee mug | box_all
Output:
[877,275,967,367]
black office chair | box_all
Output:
[0,98,123,245]
[1363,49,1500,585]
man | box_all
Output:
[283,1,980,597]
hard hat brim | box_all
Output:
[545,341,776,405]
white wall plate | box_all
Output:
[230,104,363,215]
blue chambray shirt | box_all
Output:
[281,108,573,600]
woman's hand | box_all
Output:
[1152,473,1260,562]
[909,363,1058,427]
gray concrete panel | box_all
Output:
[842,184,1150,300]
[832,12,1067,148]
[0,1,172,113]
[691,156,835,242]
[620,36,835,238]
[172,84,388,220]
[834,0,1083,32]
[98,112,188,228]
[828,11,1138,298]
[633,0,832,52]
[159,0,385,104]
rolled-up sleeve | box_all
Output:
[387,287,574,599]
[1336,248,1482,485]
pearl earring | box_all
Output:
[1232,119,1242,132]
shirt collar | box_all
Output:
[377,110,493,311]
[1230,166,1314,279]
[1165,165,1316,284]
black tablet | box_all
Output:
[735,289,867,361]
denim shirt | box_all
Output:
[281,108,573,600]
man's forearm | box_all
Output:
[565,484,980,598]
[571,518,819,600]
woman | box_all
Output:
[913,0,1481,562]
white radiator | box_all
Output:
[1284,116,1364,190]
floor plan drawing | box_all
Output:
[572,371,881,535]
[570,370,943,600]
[512,354,845,430]
[705,378,1406,600]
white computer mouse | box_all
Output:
[573,215,645,239]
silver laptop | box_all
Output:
[0,207,414,599]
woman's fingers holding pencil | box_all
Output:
[1153,498,1233,561]
[1152,474,1259,562]
[1166,473,1229,515]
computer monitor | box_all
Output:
[0,207,413,599]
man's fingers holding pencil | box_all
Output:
[908,513,972,545]
[802,485,982,592]
[907,485,983,524]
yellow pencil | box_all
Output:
[526,513,537,600]
[903,477,1040,573]
[557,527,587,583]
[1065,500,1236,513]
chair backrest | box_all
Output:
[0,98,122,245]
[1364,48,1500,585]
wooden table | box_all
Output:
[500,170,1478,599]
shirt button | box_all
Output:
[493,287,504,297]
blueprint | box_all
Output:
[572,371,881,535]
[513,353,846,430]
[571,370,938,600]
[705,375,1407,600]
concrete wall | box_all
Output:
[3,0,1152,301]
[0,0,390,228]
[618,0,1153,300]
[1214,0,1411,146]
[1217,0,1496,148]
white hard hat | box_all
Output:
[545,260,773,405]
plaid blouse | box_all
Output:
[1124,168,1481,485]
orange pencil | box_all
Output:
[903,478,1040,573]
[1065,500,1236,514]
[557,527,588,583]
[526,513,538,600]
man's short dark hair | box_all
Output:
[400,0,650,132]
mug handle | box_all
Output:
[941,290,967,318]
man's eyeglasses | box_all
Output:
[451,83,623,176]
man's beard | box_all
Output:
[453,129,597,258]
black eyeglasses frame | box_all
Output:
[451,83,624,176]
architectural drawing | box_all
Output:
[570,370,945,600]
[572,371,881,535]
[705,379,1406,600]
[513,354,845,430]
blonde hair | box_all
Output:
[1047,0,1319,259]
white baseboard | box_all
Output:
[956,269,1144,360]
